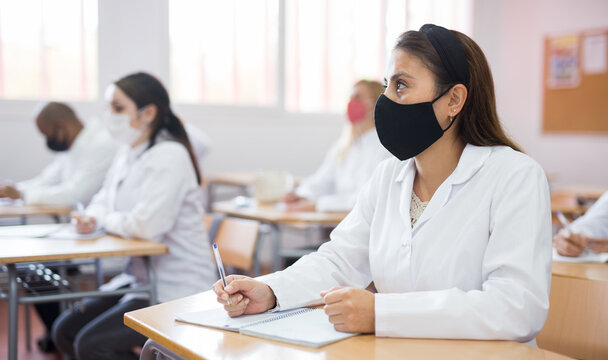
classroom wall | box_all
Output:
[474,0,608,189]
[0,0,342,183]
[1,0,606,188]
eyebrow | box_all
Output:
[384,71,416,84]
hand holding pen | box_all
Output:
[211,244,277,317]
[553,211,587,257]
[71,200,96,234]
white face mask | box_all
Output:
[104,111,145,146]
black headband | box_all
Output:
[420,24,470,87]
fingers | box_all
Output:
[213,276,251,306]
[224,296,250,317]
[224,277,257,294]
[322,287,348,305]
[570,233,588,247]
[555,237,584,257]
[327,313,346,326]
[75,217,95,234]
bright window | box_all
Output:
[169,0,278,106]
[286,0,473,113]
[169,0,473,113]
[0,0,98,101]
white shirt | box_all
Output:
[17,119,117,206]
[184,123,212,169]
[570,191,608,238]
[262,144,552,344]
[86,133,216,303]
[295,128,391,212]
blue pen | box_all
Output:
[212,243,232,305]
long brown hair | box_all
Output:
[395,30,522,152]
[115,72,202,184]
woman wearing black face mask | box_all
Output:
[211,24,551,345]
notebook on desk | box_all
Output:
[0,224,105,240]
[175,308,357,348]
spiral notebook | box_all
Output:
[175,308,357,348]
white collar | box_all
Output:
[394,144,492,185]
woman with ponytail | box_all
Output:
[53,72,216,360]
[213,25,552,345]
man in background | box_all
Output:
[0,102,117,206]
[0,102,117,352]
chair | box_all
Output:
[537,274,608,359]
[204,214,263,275]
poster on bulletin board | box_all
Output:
[542,28,608,134]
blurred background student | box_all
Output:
[0,102,117,352]
[0,102,117,206]
[553,191,608,256]
[283,80,391,212]
[52,72,216,360]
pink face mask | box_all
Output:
[347,98,367,124]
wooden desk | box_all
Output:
[206,172,302,211]
[537,261,608,359]
[0,227,168,360]
[555,186,606,202]
[551,261,608,281]
[0,204,72,222]
[212,200,346,226]
[550,191,587,217]
[212,200,347,271]
[125,290,570,360]
[205,172,256,212]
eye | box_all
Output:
[396,80,407,91]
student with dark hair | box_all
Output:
[0,102,117,206]
[52,72,216,360]
[214,25,552,345]
[0,102,117,352]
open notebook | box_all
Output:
[175,308,357,348]
[0,224,105,240]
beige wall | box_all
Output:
[475,0,608,189]
[1,0,607,189]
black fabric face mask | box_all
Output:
[374,89,454,161]
[46,136,69,152]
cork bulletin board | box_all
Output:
[542,28,608,134]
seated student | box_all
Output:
[213,24,552,345]
[283,80,391,212]
[52,72,216,360]
[553,191,608,256]
[0,102,117,206]
[0,102,117,352]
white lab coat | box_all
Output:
[262,144,552,344]
[17,119,117,206]
[296,128,391,212]
[86,132,216,303]
[570,191,608,238]
[184,122,212,169]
